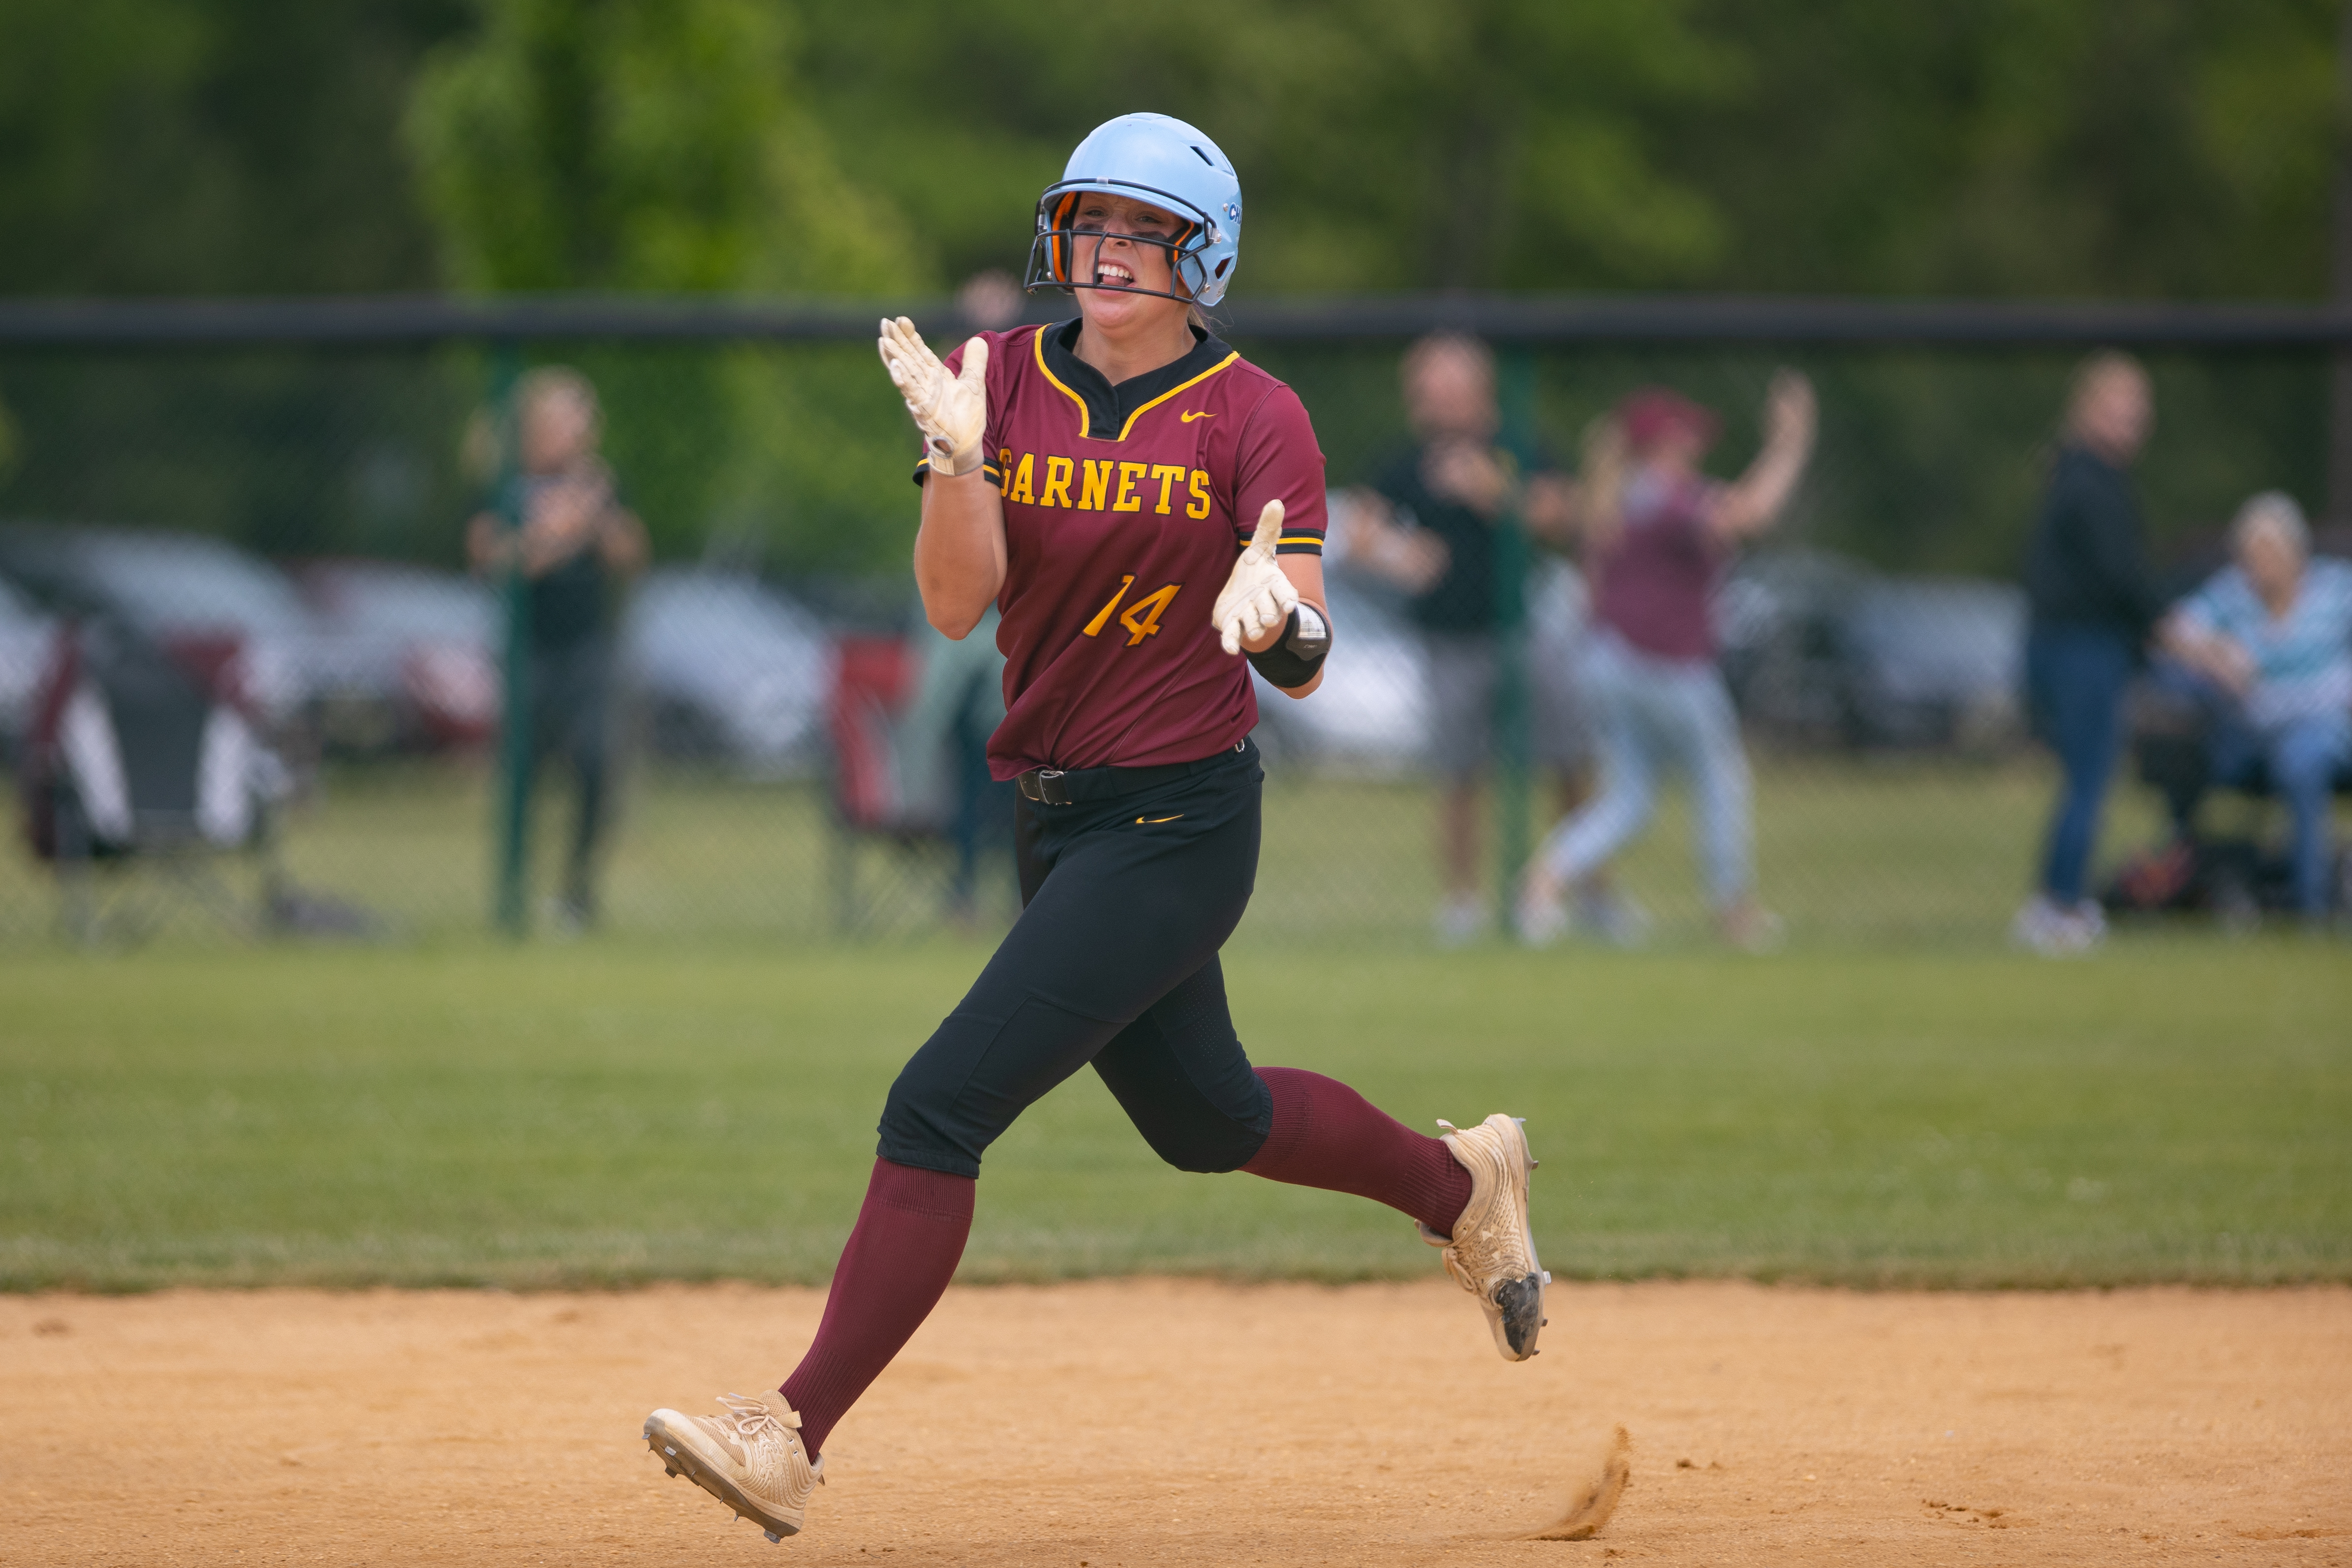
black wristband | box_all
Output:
[1246,604,1331,691]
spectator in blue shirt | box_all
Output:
[2160,492,2352,920]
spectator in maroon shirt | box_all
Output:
[1516,371,1815,950]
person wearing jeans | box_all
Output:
[1540,629,1754,922]
[2025,623,2138,914]
[2014,352,2165,954]
[1517,372,1815,950]
[2160,492,2352,922]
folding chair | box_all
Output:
[19,617,291,942]
[825,633,959,934]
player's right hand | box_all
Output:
[1212,500,1300,656]
[878,317,988,479]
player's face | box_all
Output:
[1070,194,1190,330]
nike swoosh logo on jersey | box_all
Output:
[1179,410,1214,423]
[1136,814,1185,824]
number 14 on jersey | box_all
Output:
[1083,575,1183,647]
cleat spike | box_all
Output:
[765,1530,784,1543]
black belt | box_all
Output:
[1015,740,1251,806]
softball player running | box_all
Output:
[645,113,1547,1543]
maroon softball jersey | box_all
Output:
[918,320,1328,779]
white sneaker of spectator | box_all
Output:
[1435,892,1488,948]
[2011,894,2104,956]
[2071,899,2108,944]
[1514,887,1568,948]
[1719,902,1785,954]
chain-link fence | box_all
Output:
[0,298,2340,947]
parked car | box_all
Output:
[623,567,831,771]
[0,571,59,766]
[295,559,499,753]
[0,524,337,739]
[1840,576,2026,750]
[1717,547,2025,751]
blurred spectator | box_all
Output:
[466,367,649,931]
[1340,333,1583,945]
[956,269,1026,331]
[1517,372,1817,951]
[2013,351,2164,955]
[895,603,1014,925]
[2156,492,2352,922]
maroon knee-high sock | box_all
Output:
[779,1158,973,1457]
[1239,1067,1472,1236]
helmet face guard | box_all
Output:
[1023,180,1223,307]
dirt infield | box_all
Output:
[5,1280,2347,1566]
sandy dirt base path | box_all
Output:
[4,1280,2348,1567]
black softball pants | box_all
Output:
[876,740,1274,1178]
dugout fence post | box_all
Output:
[1490,345,1537,934]
[488,342,533,938]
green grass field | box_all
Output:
[0,750,2194,947]
[4,935,2345,1292]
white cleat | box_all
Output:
[1420,1113,1551,1361]
[645,1388,823,1541]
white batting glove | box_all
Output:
[877,317,988,478]
[1212,500,1300,655]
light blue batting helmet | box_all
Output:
[1024,113,1244,307]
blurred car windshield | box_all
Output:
[632,571,821,649]
[1845,580,2025,698]
[80,534,316,634]
[307,563,493,643]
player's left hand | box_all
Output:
[1213,500,1300,655]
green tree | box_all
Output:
[404,0,905,293]
[1670,0,2337,300]
[0,0,461,295]
[796,0,1734,292]
[404,0,923,563]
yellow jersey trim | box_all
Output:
[1276,535,1322,546]
[1117,351,1241,442]
[1032,326,1093,439]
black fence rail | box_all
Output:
[7,291,2352,348]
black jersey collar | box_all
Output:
[1036,319,1239,442]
